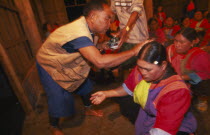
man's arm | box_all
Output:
[79,45,135,68]
[118,11,139,46]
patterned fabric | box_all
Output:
[190,18,208,32]
[171,47,210,84]
[122,67,197,135]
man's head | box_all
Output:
[84,0,113,34]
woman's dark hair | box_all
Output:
[137,41,167,66]
[176,27,198,42]
[83,0,108,17]
[148,18,158,25]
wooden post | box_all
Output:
[0,43,35,117]
[14,0,43,55]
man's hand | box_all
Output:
[132,39,154,56]
[118,28,129,47]
[90,91,106,105]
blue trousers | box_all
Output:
[36,62,93,117]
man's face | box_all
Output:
[174,34,193,54]
[92,4,113,34]
[137,60,165,82]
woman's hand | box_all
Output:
[90,91,107,105]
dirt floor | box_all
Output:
[22,80,210,135]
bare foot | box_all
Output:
[85,108,103,117]
[50,126,64,135]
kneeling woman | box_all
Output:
[91,41,197,135]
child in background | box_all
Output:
[157,6,166,26]
[162,17,180,46]
[148,18,166,45]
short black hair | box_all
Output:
[137,41,167,66]
[83,0,108,17]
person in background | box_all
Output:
[162,17,181,47]
[36,1,145,135]
[185,0,196,18]
[181,17,191,29]
[148,17,166,45]
[190,10,208,32]
[157,5,166,26]
[199,13,210,47]
[111,0,149,80]
[168,27,210,112]
[42,22,53,40]
[91,41,197,135]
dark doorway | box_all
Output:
[64,0,87,22]
[0,65,25,135]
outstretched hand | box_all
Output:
[90,91,106,105]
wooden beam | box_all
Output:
[14,0,42,55]
[0,43,35,117]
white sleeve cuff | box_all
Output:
[149,128,171,135]
[122,83,133,96]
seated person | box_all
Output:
[190,10,208,32]
[168,27,210,112]
[148,18,166,45]
[162,17,181,46]
[91,41,197,135]
[181,17,191,29]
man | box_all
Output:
[111,0,149,79]
[36,0,145,135]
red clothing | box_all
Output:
[190,18,208,31]
[149,28,166,44]
[158,12,166,23]
[124,67,194,135]
[187,1,195,11]
[170,47,210,80]
[200,25,210,47]
[162,25,181,39]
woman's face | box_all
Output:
[174,34,193,54]
[182,18,190,27]
[137,60,166,82]
[149,20,159,31]
[165,17,174,27]
[194,11,203,21]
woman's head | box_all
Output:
[174,27,199,54]
[194,10,203,21]
[181,17,190,28]
[165,17,174,28]
[137,41,168,82]
[148,18,159,31]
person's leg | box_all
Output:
[36,63,74,135]
[75,78,103,117]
